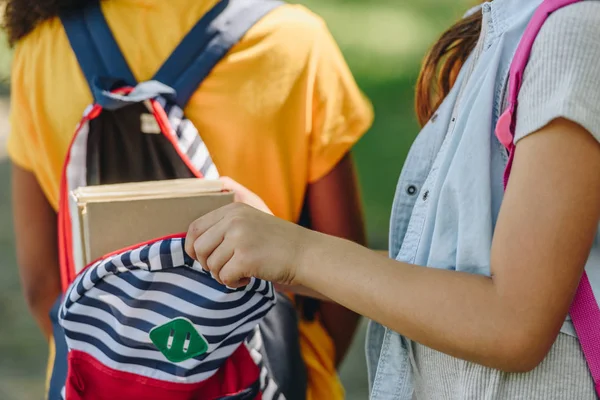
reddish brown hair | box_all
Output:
[415,10,483,127]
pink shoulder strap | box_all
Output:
[495,0,600,395]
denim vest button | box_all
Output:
[406,185,417,196]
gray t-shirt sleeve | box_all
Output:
[515,1,600,144]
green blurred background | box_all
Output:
[0,0,471,398]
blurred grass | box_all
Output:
[0,1,471,399]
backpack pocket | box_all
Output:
[65,345,261,400]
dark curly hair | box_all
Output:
[2,0,95,46]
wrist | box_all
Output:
[292,228,338,288]
[292,228,318,287]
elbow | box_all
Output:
[18,263,61,318]
[22,279,51,316]
[496,350,545,374]
[491,330,554,373]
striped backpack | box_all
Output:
[47,1,308,399]
[496,0,600,395]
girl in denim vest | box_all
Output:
[187,0,600,398]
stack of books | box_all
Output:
[69,178,233,272]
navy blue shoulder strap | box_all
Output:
[153,0,284,108]
[60,0,136,96]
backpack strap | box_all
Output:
[570,274,600,395]
[495,0,600,395]
[153,0,283,108]
[60,0,137,95]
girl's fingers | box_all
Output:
[189,214,232,273]
[219,177,273,214]
[218,254,252,289]
[219,176,239,191]
[206,242,235,280]
[185,203,242,259]
[219,177,245,203]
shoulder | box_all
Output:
[13,17,73,85]
[239,4,333,63]
[254,4,329,39]
[535,1,600,48]
[15,17,69,59]
[515,1,600,143]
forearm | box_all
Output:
[23,276,61,338]
[12,164,62,339]
[295,234,552,372]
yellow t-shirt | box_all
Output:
[8,0,373,398]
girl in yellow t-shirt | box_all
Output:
[6,0,373,399]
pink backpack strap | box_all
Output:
[495,0,600,395]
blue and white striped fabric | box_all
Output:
[161,98,219,179]
[59,237,276,383]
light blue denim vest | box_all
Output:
[365,0,600,398]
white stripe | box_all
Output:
[263,377,278,399]
[204,163,219,179]
[67,301,270,355]
[66,303,155,343]
[92,289,179,326]
[100,274,267,320]
[248,327,263,351]
[81,265,95,292]
[67,266,96,305]
[126,269,259,304]
[170,116,183,132]
[255,279,268,295]
[109,254,129,273]
[64,315,249,371]
[190,142,210,171]
[168,107,183,128]
[191,260,208,272]
[128,246,142,267]
[63,323,250,384]
[249,348,263,364]
[63,320,175,362]
[176,120,197,153]
[63,319,247,373]
[86,287,274,337]
[170,240,185,266]
[66,120,89,191]
[260,365,268,391]
[147,242,163,271]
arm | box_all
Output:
[303,152,365,366]
[11,164,61,338]
[187,118,600,372]
[294,118,600,372]
[220,155,366,366]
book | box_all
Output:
[69,178,233,272]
